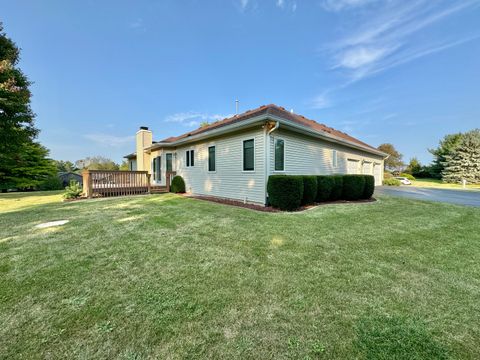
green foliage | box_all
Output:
[362,175,375,199]
[377,143,404,171]
[63,180,82,199]
[119,160,130,171]
[39,175,63,191]
[0,142,57,191]
[329,175,344,201]
[429,132,463,179]
[442,129,480,184]
[399,173,415,180]
[75,156,119,171]
[383,178,401,186]
[53,160,78,173]
[316,175,335,202]
[383,171,393,179]
[301,176,317,205]
[267,175,304,211]
[355,314,449,360]
[405,157,422,176]
[171,175,186,193]
[0,23,47,190]
[342,175,366,200]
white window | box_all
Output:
[332,150,338,168]
[186,150,194,167]
[243,139,255,171]
[274,138,285,171]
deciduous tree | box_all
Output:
[377,143,404,171]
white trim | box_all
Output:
[241,138,255,173]
[273,137,286,172]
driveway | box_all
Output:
[375,186,480,207]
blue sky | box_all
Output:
[2,0,480,165]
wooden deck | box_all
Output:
[82,170,172,198]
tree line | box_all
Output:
[378,129,480,184]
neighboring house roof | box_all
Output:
[133,104,386,157]
[124,152,137,159]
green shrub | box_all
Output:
[267,175,304,211]
[342,175,366,200]
[316,175,335,202]
[63,180,82,199]
[171,175,186,193]
[301,176,317,205]
[39,175,63,190]
[400,173,415,180]
[383,178,401,186]
[362,175,375,199]
[329,175,344,201]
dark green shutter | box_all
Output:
[208,146,215,171]
[191,150,194,167]
[243,139,254,171]
[275,139,284,171]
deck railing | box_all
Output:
[82,170,151,198]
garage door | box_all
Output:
[362,161,372,175]
[373,164,382,185]
[347,159,360,174]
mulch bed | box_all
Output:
[183,194,376,212]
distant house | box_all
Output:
[125,104,387,205]
[59,172,82,187]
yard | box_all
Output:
[411,178,480,190]
[1,192,479,359]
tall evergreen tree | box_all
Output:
[442,129,480,184]
[0,23,55,190]
[428,133,463,179]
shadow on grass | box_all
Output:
[354,314,450,360]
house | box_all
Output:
[58,172,83,187]
[125,104,387,205]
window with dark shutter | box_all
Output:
[243,139,254,171]
[186,151,190,167]
[274,138,284,171]
[208,146,215,171]
[190,150,194,167]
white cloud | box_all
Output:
[276,0,285,9]
[129,18,146,31]
[239,0,249,11]
[321,0,380,12]
[326,0,480,81]
[165,112,228,128]
[84,134,135,147]
[310,93,331,109]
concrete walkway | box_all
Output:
[375,186,480,207]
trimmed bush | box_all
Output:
[267,175,304,211]
[362,175,375,199]
[171,175,186,193]
[316,175,335,202]
[329,175,344,201]
[342,174,366,200]
[383,178,401,186]
[301,176,317,205]
[400,173,415,180]
[63,180,82,199]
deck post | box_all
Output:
[82,170,92,198]
[147,174,151,194]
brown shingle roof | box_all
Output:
[158,104,380,153]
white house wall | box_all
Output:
[172,127,266,205]
[268,128,384,185]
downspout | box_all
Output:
[265,121,280,205]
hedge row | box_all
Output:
[267,174,375,210]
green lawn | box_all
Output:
[411,178,480,191]
[1,192,479,359]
